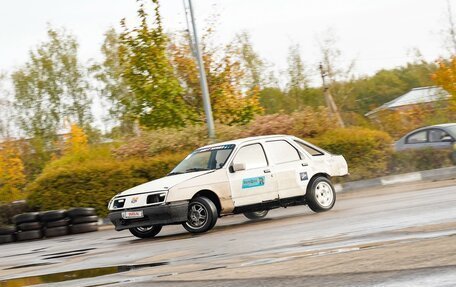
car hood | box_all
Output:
[118,171,212,196]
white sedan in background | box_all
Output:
[108,135,349,238]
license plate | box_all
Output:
[122,211,144,219]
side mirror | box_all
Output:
[232,162,246,172]
[442,136,454,143]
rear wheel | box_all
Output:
[306,176,336,212]
[243,210,269,220]
[129,225,162,239]
[182,197,218,234]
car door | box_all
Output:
[403,129,429,150]
[428,128,454,150]
[229,143,278,207]
[263,139,310,199]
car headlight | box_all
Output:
[146,192,167,204]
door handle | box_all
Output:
[301,162,308,167]
[263,169,271,173]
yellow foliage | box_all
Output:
[65,124,88,154]
[432,57,456,114]
[0,140,26,203]
[169,34,263,125]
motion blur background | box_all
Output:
[0,0,455,220]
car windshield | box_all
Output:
[169,144,235,175]
[446,125,456,137]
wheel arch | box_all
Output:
[192,189,222,216]
[306,173,331,193]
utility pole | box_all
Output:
[319,63,345,128]
[184,0,216,141]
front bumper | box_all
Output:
[108,202,188,231]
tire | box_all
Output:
[306,176,336,212]
[46,219,70,228]
[67,207,96,218]
[40,210,67,222]
[129,226,163,239]
[243,210,269,220]
[45,226,69,237]
[13,212,40,225]
[17,221,42,231]
[0,234,14,244]
[182,197,218,234]
[0,226,16,235]
[71,215,98,225]
[16,230,42,241]
[70,222,98,234]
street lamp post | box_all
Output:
[185,0,216,142]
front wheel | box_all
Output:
[129,225,162,238]
[182,197,218,234]
[306,177,336,212]
[243,210,269,220]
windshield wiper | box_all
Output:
[185,167,210,173]
[167,171,183,176]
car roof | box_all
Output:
[402,123,456,137]
[200,134,292,149]
[431,123,456,128]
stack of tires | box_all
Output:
[41,210,70,237]
[0,226,16,244]
[13,212,43,241]
[68,208,99,234]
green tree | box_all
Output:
[234,31,266,90]
[12,27,92,139]
[91,28,133,135]
[0,72,13,138]
[119,0,193,129]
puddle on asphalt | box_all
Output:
[0,262,168,287]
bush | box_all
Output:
[389,149,454,174]
[0,201,31,226]
[114,124,242,159]
[242,107,336,138]
[27,152,187,218]
[311,127,394,180]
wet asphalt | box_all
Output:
[0,179,455,287]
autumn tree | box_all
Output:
[0,140,26,203]
[64,124,88,154]
[119,0,194,129]
[169,28,263,125]
[432,57,456,118]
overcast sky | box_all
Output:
[0,0,452,83]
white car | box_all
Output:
[108,135,348,238]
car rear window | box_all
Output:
[294,140,323,156]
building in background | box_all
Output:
[365,86,451,118]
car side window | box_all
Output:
[294,140,323,156]
[233,144,268,170]
[429,129,451,142]
[406,130,428,144]
[265,140,301,164]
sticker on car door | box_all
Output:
[300,172,308,181]
[242,176,265,189]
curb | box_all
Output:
[334,166,456,193]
